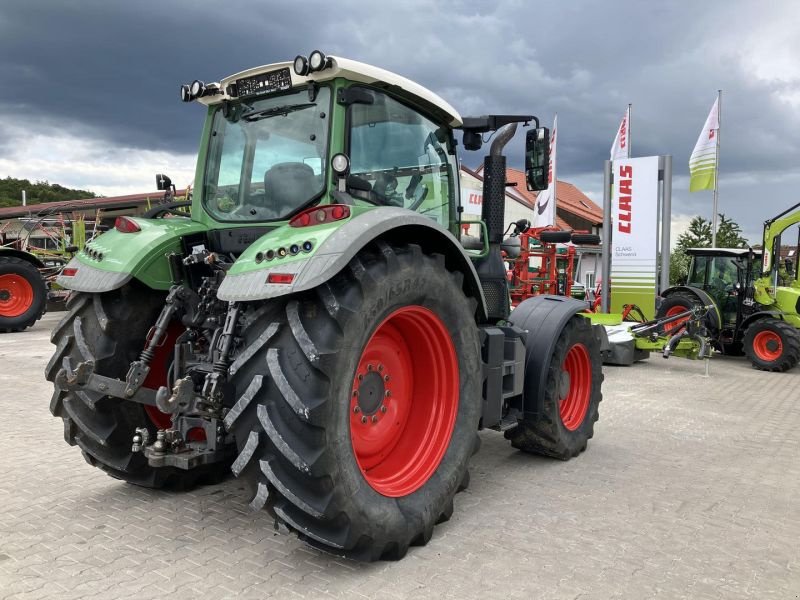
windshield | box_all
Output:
[203,86,331,221]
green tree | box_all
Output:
[675,216,712,250]
[670,213,747,284]
[715,214,748,248]
[0,176,97,208]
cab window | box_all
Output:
[347,89,456,225]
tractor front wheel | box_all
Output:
[743,319,800,372]
[226,242,482,560]
[0,256,47,332]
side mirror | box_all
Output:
[155,173,172,191]
[525,127,550,191]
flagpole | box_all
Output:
[711,90,721,246]
[553,113,558,226]
[627,103,632,158]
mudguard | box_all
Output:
[0,248,45,269]
[216,206,488,319]
[661,285,722,331]
[508,295,594,417]
[741,310,785,331]
[56,217,207,292]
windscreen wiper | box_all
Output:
[241,103,317,122]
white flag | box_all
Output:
[610,106,630,161]
[689,97,720,192]
[534,114,557,227]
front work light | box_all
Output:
[294,55,309,76]
[308,50,328,72]
[190,80,205,98]
[180,84,191,102]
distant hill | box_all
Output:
[0,177,98,208]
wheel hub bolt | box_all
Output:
[384,390,391,397]
[361,415,368,424]
[358,374,364,381]
[371,415,378,423]
[353,406,360,413]
[380,405,387,413]
[384,375,390,382]
[378,364,384,372]
[367,364,374,371]
[353,390,359,397]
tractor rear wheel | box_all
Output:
[743,319,800,372]
[47,286,228,488]
[226,242,482,560]
[505,315,603,459]
[0,256,47,332]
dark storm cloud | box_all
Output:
[1,0,799,240]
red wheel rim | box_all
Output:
[663,305,690,333]
[141,323,183,430]
[753,330,783,362]
[559,343,592,431]
[350,306,459,498]
[0,274,34,317]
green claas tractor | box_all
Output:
[656,202,800,372]
[47,52,604,560]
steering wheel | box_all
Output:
[407,184,429,211]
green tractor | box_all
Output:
[656,203,800,371]
[47,52,604,560]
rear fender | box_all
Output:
[56,218,207,293]
[216,206,488,320]
[508,295,594,417]
[0,248,45,269]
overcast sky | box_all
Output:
[1,0,799,244]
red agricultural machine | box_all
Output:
[504,220,600,306]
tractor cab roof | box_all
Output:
[199,55,462,127]
[686,247,761,258]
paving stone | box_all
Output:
[0,313,798,599]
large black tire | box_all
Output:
[570,233,601,245]
[0,255,47,332]
[539,230,572,244]
[47,286,229,488]
[743,318,800,372]
[225,242,482,561]
[504,315,603,459]
[655,292,701,335]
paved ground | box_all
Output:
[1,312,799,599]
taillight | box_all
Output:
[115,216,141,233]
[267,273,295,284]
[62,268,78,277]
[289,204,350,227]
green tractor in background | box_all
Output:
[47,52,604,560]
[656,202,800,371]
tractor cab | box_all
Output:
[685,247,760,324]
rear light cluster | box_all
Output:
[115,216,141,233]
[267,273,295,284]
[255,240,314,264]
[289,204,350,228]
[61,268,78,277]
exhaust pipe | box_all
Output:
[476,122,517,321]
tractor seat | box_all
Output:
[262,162,319,217]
